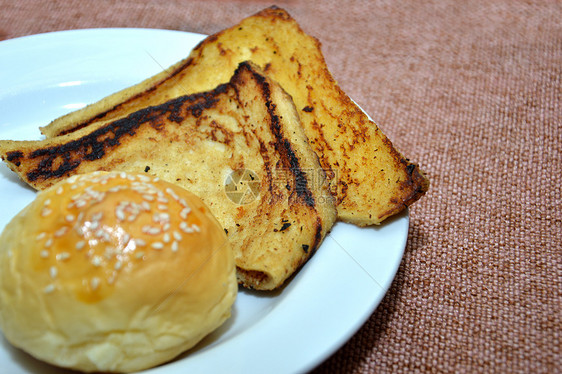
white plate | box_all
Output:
[0,28,408,374]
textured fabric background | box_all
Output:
[1,1,560,373]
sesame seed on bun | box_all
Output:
[0,171,237,372]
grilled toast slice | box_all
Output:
[0,61,337,290]
[40,6,428,226]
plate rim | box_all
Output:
[0,27,408,374]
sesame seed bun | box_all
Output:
[0,171,237,372]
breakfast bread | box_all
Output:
[39,6,429,225]
[0,171,237,373]
[0,61,337,290]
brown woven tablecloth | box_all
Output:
[1,1,560,373]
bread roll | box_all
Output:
[0,171,237,372]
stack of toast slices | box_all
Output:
[0,6,429,290]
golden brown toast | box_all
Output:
[0,61,337,290]
[40,6,428,226]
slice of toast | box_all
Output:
[0,61,337,290]
[40,6,428,226]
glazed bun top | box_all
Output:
[0,171,237,373]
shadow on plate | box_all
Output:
[0,162,35,191]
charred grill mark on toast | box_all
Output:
[36,6,427,227]
[1,60,337,291]
[25,86,227,183]
[235,62,316,208]
[378,161,429,220]
[6,151,23,167]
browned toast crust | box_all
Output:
[0,62,337,290]
[38,6,428,226]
